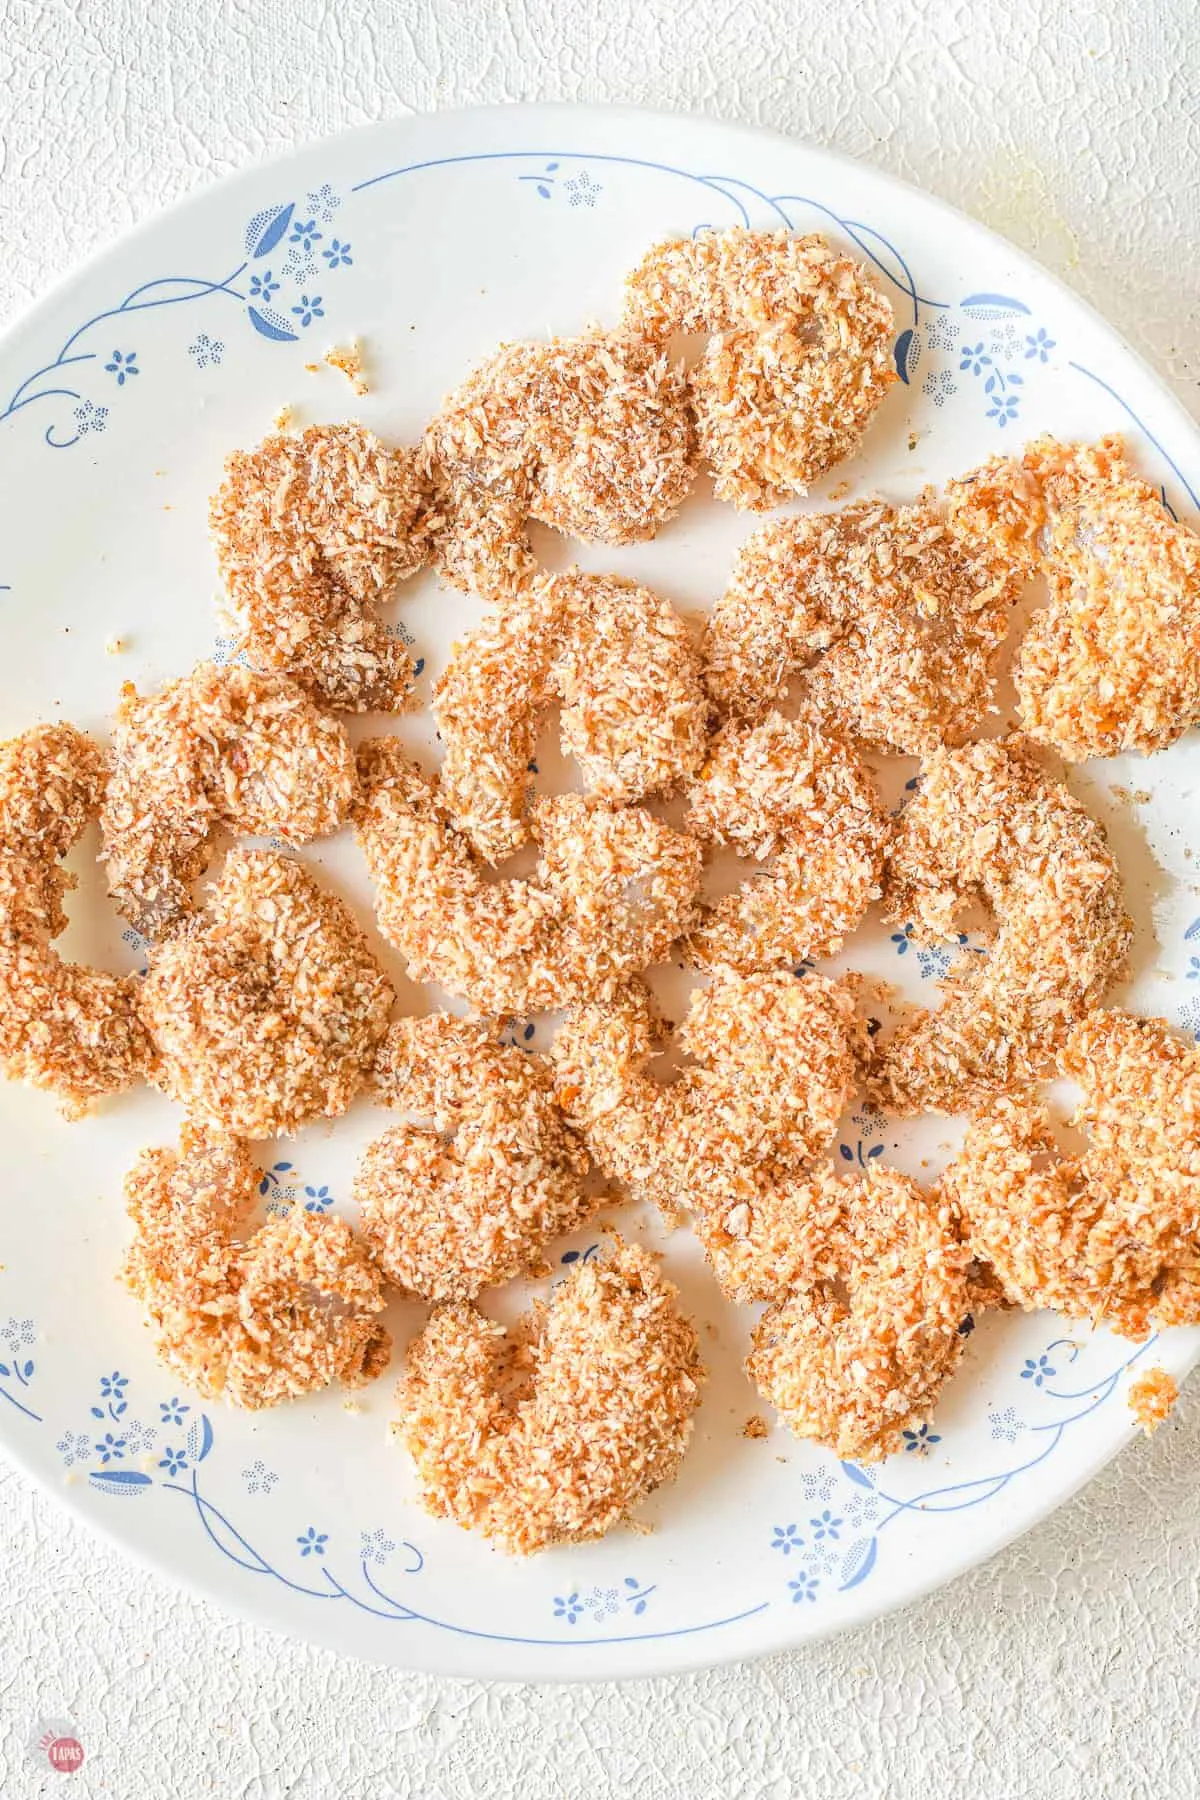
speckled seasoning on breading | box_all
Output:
[354,1014,597,1302]
[102,660,358,938]
[354,738,701,1015]
[435,570,710,863]
[623,228,896,508]
[684,709,890,974]
[124,1130,390,1408]
[209,421,430,711]
[871,736,1131,1115]
[0,723,150,1113]
[140,849,393,1139]
[394,1237,704,1553]
[1128,1368,1178,1434]
[425,328,696,600]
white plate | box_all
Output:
[1,105,1198,1682]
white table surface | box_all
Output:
[2,4,1199,1795]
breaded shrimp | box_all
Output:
[426,329,696,600]
[623,228,896,509]
[102,660,358,937]
[942,1010,1200,1339]
[394,1237,704,1553]
[704,460,1042,748]
[354,739,702,1015]
[139,850,393,1138]
[0,723,150,1112]
[435,570,710,861]
[871,737,1131,1115]
[1015,435,1200,758]
[124,1131,390,1408]
[354,1015,596,1302]
[552,968,868,1300]
[209,422,430,711]
[684,711,889,974]
[748,1167,970,1460]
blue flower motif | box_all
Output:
[73,399,108,435]
[188,333,224,369]
[799,1469,835,1504]
[925,316,960,351]
[159,1397,189,1425]
[290,218,322,251]
[100,1372,128,1399]
[322,238,353,268]
[1020,1353,1056,1388]
[922,368,957,407]
[96,1432,126,1464]
[789,1574,820,1604]
[306,183,340,221]
[989,1405,1024,1444]
[104,349,139,385]
[124,1418,156,1455]
[553,1592,583,1623]
[249,270,280,300]
[360,1528,395,1565]
[902,1423,942,1453]
[56,1430,90,1467]
[297,1527,328,1557]
[810,1509,843,1541]
[158,1445,188,1475]
[564,171,601,208]
[1187,956,1200,981]
[1025,327,1056,361]
[0,1318,34,1350]
[987,392,1021,426]
[960,342,992,375]
[303,1185,333,1213]
[891,924,914,954]
[586,1585,620,1621]
[291,294,325,328]
[242,1458,278,1496]
[771,1523,804,1555]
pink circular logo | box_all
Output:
[47,1736,84,1773]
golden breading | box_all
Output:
[425,329,696,599]
[747,1167,970,1461]
[354,738,702,1015]
[552,969,868,1300]
[394,1237,705,1553]
[124,1132,390,1408]
[0,723,150,1113]
[1128,1368,1178,1434]
[140,850,393,1138]
[435,570,710,862]
[941,1010,1200,1340]
[209,422,430,711]
[102,661,358,937]
[684,711,889,974]
[1016,435,1200,758]
[704,461,1042,748]
[622,228,896,509]
[871,737,1131,1115]
[354,1015,596,1302]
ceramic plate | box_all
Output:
[1,105,1197,1681]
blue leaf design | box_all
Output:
[893,327,918,384]
[245,202,295,259]
[90,1405,104,1419]
[984,374,997,394]
[248,305,299,344]
[90,1469,152,1492]
[277,1162,294,1172]
[23,1356,36,1376]
[186,1414,215,1464]
[1185,918,1200,941]
[633,1599,646,1615]
[840,1460,875,1490]
[838,1535,878,1590]
[624,1576,638,1588]
[536,185,551,200]
[0,1363,8,1378]
[960,292,1032,319]
[839,1144,854,1162]
[868,1144,885,1160]
[546,162,560,171]
[1008,371,1024,387]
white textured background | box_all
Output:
[2,3,1199,1796]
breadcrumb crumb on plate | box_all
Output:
[1128,1368,1178,1433]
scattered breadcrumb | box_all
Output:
[105,636,126,656]
[742,1414,769,1439]
[272,405,295,431]
[1128,1368,1177,1433]
[394,1237,705,1553]
[324,341,368,395]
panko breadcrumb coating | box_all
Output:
[942,1010,1200,1339]
[748,1167,970,1461]
[426,329,695,600]
[124,1131,390,1408]
[395,1237,704,1553]
[209,422,430,712]
[704,460,1042,748]
[1015,435,1200,758]
[0,723,150,1112]
[552,968,868,1299]
[622,228,896,509]
[871,737,1131,1115]
[102,661,358,937]
[1128,1368,1178,1434]
[685,711,889,973]
[435,570,710,861]
[140,850,393,1138]
[354,1015,596,1301]
[354,738,701,1014]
